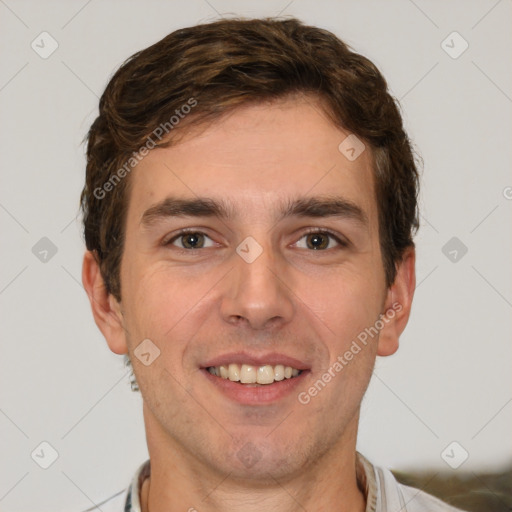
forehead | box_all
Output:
[126,97,377,227]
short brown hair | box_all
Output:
[81,17,420,301]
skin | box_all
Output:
[83,95,415,512]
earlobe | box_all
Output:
[82,251,128,355]
[377,247,416,357]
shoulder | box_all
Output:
[358,453,467,512]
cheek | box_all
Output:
[122,263,221,353]
[300,270,381,414]
[302,264,384,346]
[119,266,204,399]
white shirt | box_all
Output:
[85,453,466,512]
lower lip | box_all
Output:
[201,369,309,405]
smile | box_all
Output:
[207,363,302,385]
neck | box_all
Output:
[140,405,366,512]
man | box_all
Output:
[81,17,465,512]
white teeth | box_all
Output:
[208,363,302,385]
[240,364,257,384]
[274,364,285,381]
[228,363,240,382]
[257,365,274,385]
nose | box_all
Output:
[219,241,295,331]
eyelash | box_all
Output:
[163,227,349,251]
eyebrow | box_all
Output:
[140,195,368,228]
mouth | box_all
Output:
[200,353,310,405]
[206,363,303,386]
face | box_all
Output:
[85,96,414,483]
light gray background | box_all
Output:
[1,0,511,510]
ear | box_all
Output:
[82,250,128,355]
[377,246,416,356]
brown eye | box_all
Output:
[295,231,345,251]
[165,231,215,249]
[306,233,330,250]
[180,232,204,249]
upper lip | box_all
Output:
[201,352,311,371]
